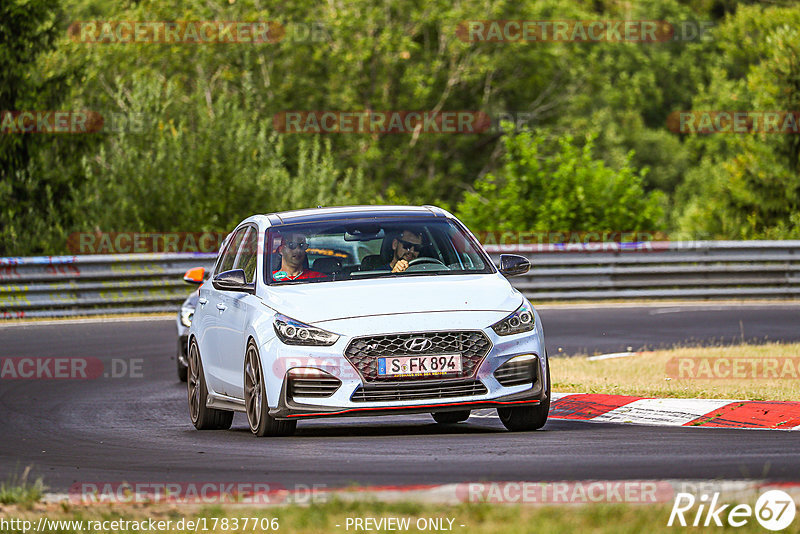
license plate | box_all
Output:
[378,354,462,377]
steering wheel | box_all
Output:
[407,257,447,267]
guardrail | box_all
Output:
[0,253,216,319]
[484,240,800,300]
[1,241,798,318]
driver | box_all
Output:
[272,233,326,281]
[388,229,424,273]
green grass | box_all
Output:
[0,467,44,506]
[552,342,800,401]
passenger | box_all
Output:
[272,233,326,281]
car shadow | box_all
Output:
[225,418,507,438]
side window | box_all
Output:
[216,228,247,275]
[235,227,259,284]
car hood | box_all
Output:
[260,274,522,324]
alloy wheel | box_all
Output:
[244,345,262,431]
[188,342,201,423]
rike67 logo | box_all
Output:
[668,489,796,530]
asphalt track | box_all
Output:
[538,302,800,355]
[0,304,798,492]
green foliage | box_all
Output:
[672,8,800,239]
[0,467,44,506]
[72,74,374,233]
[4,0,800,254]
[0,0,90,255]
[0,481,43,506]
[456,130,664,232]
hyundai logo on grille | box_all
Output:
[404,337,432,352]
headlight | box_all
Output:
[180,306,194,328]
[491,303,534,336]
[273,313,340,346]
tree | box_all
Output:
[673,7,800,239]
[456,129,664,233]
[72,73,374,233]
[0,0,86,255]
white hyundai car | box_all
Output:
[187,205,549,436]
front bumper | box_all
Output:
[269,377,545,420]
[177,334,189,367]
[260,314,547,420]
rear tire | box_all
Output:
[188,340,233,430]
[431,410,471,424]
[497,355,550,432]
[244,341,296,437]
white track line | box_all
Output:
[587,351,638,361]
[592,398,734,426]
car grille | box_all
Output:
[494,357,539,387]
[344,330,492,382]
[288,376,341,398]
[350,379,488,402]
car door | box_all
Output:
[201,227,247,395]
[215,225,259,398]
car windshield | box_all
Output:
[265,218,494,285]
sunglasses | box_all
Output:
[397,239,423,252]
[284,242,308,250]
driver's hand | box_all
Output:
[392,259,409,273]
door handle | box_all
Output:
[216,303,227,312]
[198,297,208,306]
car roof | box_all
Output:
[264,205,449,226]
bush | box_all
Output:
[456,130,664,233]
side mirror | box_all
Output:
[212,269,255,294]
[183,267,205,285]
[498,254,530,277]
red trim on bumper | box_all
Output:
[286,398,541,418]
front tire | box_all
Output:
[497,356,550,432]
[244,341,296,437]
[188,340,233,430]
[431,410,471,424]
